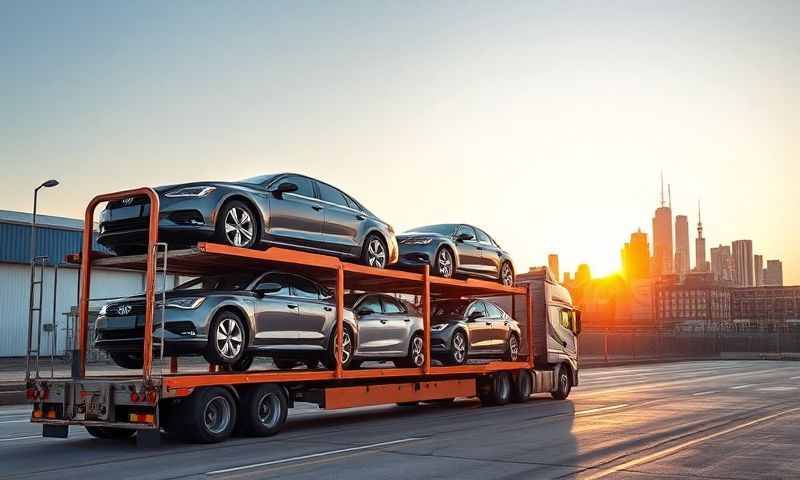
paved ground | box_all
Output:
[0,360,798,479]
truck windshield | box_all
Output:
[175,274,260,291]
[431,300,471,317]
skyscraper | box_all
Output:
[710,244,732,282]
[765,260,783,286]
[754,255,764,286]
[621,229,650,281]
[547,254,560,282]
[674,215,690,276]
[575,264,592,284]
[651,173,673,276]
[694,202,707,272]
[732,240,754,287]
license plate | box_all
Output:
[75,385,110,421]
[109,205,141,220]
[105,317,136,330]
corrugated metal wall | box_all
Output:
[0,222,107,265]
[0,264,178,357]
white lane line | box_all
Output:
[0,435,42,443]
[581,406,800,480]
[757,386,798,392]
[790,376,800,380]
[0,419,29,424]
[207,437,423,475]
[692,390,718,396]
[730,384,756,390]
[576,404,629,416]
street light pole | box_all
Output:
[25,179,59,382]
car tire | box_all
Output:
[215,200,258,249]
[479,371,512,406]
[237,384,288,437]
[204,311,247,366]
[304,359,320,370]
[445,329,468,366]
[504,334,520,362]
[221,353,254,372]
[511,370,533,403]
[85,426,136,439]
[272,358,298,370]
[362,234,388,269]
[179,386,237,443]
[434,247,454,278]
[500,262,515,286]
[551,366,572,400]
[396,333,424,368]
[323,325,355,370]
[109,352,143,369]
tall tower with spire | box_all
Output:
[651,172,673,276]
[694,201,707,272]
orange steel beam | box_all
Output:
[423,265,431,375]
[323,379,475,410]
[78,188,159,380]
[335,265,344,379]
[527,283,534,368]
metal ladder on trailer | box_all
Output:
[25,256,55,382]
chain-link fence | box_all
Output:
[579,330,800,364]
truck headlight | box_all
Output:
[157,297,205,309]
[164,186,216,198]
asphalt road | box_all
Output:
[1,360,799,479]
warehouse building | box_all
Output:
[0,210,176,357]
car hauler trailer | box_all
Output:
[25,188,576,447]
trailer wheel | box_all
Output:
[180,387,237,443]
[552,366,572,400]
[237,384,288,437]
[511,370,533,403]
[85,426,135,439]
[479,372,512,406]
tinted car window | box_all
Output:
[317,182,350,207]
[255,273,292,296]
[292,276,320,299]
[466,301,487,318]
[484,302,504,318]
[381,297,405,314]
[282,175,315,198]
[432,300,471,317]
[475,228,492,245]
[456,225,478,240]
[357,295,382,314]
[175,274,260,291]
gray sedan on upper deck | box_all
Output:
[96,173,398,268]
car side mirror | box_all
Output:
[356,307,376,316]
[456,233,474,242]
[254,282,283,295]
[468,311,484,322]
[270,182,298,197]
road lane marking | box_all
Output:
[730,384,755,390]
[580,406,800,480]
[576,404,628,416]
[692,390,718,396]
[0,419,29,424]
[207,437,423,475]
[790,376,800,380]
[757,386,797,392]
[0,435,42,443]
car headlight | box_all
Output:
[430,323,448,331]
[157,297,206,309]
[164,186,216,198]
[401,237,433,245]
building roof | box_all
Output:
[0,210,85,231]
[0,210,106,264]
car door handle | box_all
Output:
[485,322,492,326]
[356,214,366,221]
[312,205,323,211]
[287,304,299,309]
[380,320,388,324]
[324,306,333,312]
[476,246,483,250]
[404,318,411,322]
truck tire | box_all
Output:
[85,426,135,439]
[479,371,512,406]
[237,384,288,437]
[511,370,532,403]
[180,387,237,443]
[551,367,572,400]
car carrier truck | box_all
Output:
[25,188,580,447]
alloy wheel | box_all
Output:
[366,238,386,268]
[508,335,519,361]
[411,336,424,367]
[203,395,232,435]
[216,317,243,360]
[437,249,453,277]
[453,332,466,364]
[257,392,281,428]
[334,330,353,365]
[224,207,254,247]
[501,263,514,286]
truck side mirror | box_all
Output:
[573,311,582,335]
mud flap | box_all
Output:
[136,429,160,448]
[43,424,68,438]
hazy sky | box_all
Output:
[2,1,798,283]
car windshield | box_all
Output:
[240,174,277,185]
[431,300,471,317]
[175,274,260,291]
[406,224,456,235]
